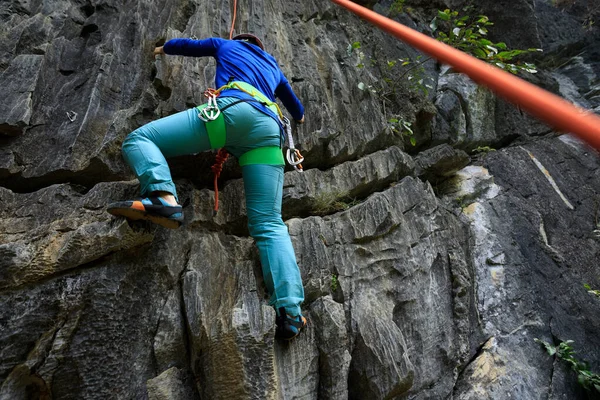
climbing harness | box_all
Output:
[197,82,305,163]
[199,81,305,213]
[202,0,305,214]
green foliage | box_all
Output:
[431,9,542,74]
[472,146,496,154]
[388,0,405,16]
[534,339,600,393]
[330,274,339,292]
[312,190,358,215]
[347,40,431,147]
[388,117,416,146]
[349,41,434,99]
[584,284,600,298]
[399,55,435,96]
[347,41,365,69]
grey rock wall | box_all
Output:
[1,0,599,399]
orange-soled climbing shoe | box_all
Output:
[107,197,183,229]
[275,307,307,340]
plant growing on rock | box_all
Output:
[388,117,416,146]
[312,190,358,215]
[347,40,433,147]
[584,284,600,298]
[348,41,433,101]
[472,146,496,154]
[534,339,600,393]
[330,274,339,292]
[431,9,542,74]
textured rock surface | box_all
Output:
[1,0,599,399]
[451,136,600,399]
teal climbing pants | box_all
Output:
[121,97,304,317]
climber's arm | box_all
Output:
[157,38,227,57]
[275,74,305,123]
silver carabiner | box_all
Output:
[283,116,304,171]
[198,94,221,122]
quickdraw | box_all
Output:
[283,116,303,172]
[198,89,221,122]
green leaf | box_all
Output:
[438,10,450,21]
[388,118,399,123]
[430,17,438,32]
[410,136,417,146]
[473,48,487,59]
[352,41,361,49]
[496,42,507,49]
[584,284,592,290]
[402,61,411,66]
[485,45,498,54]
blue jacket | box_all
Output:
[163,38,305,127]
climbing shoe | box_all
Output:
[275,307,307,340]
[107,197,183,229]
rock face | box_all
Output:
[1,0,599,399]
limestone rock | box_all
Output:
[434,67,497,149]
[1,0,599,399]
[147,367,197,400]
[0,55,43,136]
[415,143,471,183]
[0,182,154,289]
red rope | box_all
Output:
[229,0,237,40]
[211,148,229,214]
[210,0,237,214]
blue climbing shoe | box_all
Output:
[107,197,183,229]
[275,307,307,340]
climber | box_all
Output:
[107,34,307,340]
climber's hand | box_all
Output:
[153,46,164,56]
[296,115,305,124]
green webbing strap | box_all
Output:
[239,146,284,167]
[226,81,281,119]
[196,104,226,149]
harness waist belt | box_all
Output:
[224,81,281,119]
